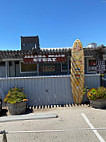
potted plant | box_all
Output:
[4,87,28,115]
[87,87,106,109]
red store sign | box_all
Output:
[23,54,66,63]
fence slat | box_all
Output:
[0,75,101,107]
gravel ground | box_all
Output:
[0,105,106,142]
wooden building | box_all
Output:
[0,36,106,78]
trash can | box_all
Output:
[0,98,2,112]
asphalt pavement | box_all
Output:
[0,105,106,142]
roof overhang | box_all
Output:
[2,58,23,61]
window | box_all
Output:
[0,62,5,66]
[20,62,37,73]
[15,61,19,64]
[43,65,55,72]
[9,61,12,66]
[22,44,26,46]
[61,62,68,72]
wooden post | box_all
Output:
[67,57,70,74]
[37,63,39,76]
[5,61,8,78]
[0,131,8,142]
[12,61,15,77]
[5,61,9,78]
[2,133,7,142]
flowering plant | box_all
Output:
[87,87,106,100]
[82,86,89,96]
[4,87,28,104]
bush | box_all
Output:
[4,87,28,104]
[87,87,106,100]
[82,86,89,96]
[97,87,106,99]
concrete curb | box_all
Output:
[0,113,58,122]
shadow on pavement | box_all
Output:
[0,108,33,117]
[0,109,8,117]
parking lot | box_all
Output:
[0,105,106,142]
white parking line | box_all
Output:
[81,113,105,142]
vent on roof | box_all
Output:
[87,43,97,48]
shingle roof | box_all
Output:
[0,46,106,60]
[0,48,71,60]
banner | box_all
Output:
[23,54,66,63]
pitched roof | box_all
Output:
[0,46,106,60]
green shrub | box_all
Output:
[82,86,89,96]
[87,87,106,100]
[4,87,28,104]
[97,87,106,99]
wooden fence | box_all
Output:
[0,74,100,107]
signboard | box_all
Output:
[71,39,84,104]
[88,60,97,72]
[43,65,55,72]
[23,54,66,63]
[97,60,106,73]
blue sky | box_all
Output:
[0,0,106,50]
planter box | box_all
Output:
[0,99,2,112]
[8,101,26,115]
[90,99,106,109]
